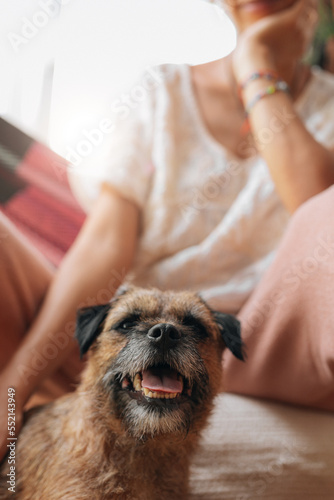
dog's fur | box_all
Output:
[0,286,244,500]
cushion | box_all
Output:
[190,394,334,499]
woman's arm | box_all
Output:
[0,183,139,458]
[234,0,334,213]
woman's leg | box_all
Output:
[223,186,334,411]
[0,212,81,407]
[0,212,53,367]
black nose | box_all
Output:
[147,323,181,348]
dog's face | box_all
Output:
[76,287,244,440]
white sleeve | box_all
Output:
[68,72,156,212]
[298,68,334,150]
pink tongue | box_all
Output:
[142,367,183,394]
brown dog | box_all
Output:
[0,286,244,500]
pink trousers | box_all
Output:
[1,186,334,411]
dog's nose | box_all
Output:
[147,323,181,347]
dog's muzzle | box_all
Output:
[116,322,197,403]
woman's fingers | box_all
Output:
[296,0,318,53]
[296,0,318,28]
[246,0,318,56]
[232,0,319,82]
[281,0,317,20]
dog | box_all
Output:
[0,286,244,500]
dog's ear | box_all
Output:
[213,312,246,362]
[75,303,111,358]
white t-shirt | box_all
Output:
[70,64,334,313]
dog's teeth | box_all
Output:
[141,388,180,399]
[133,373,142,391]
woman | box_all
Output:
[1,0,334,462]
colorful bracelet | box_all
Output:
[238,70,280,97]
[245,80,290,117]
[240,80,290,136]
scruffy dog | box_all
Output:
[0,286,244,500]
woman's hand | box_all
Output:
[229,0,334,212]
[233,0,318,83]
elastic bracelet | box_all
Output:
[238,70,280,97]
[245,81,290,117]
[240,81,290,136]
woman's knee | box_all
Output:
[281,185,334,264]
[291,185,334,228]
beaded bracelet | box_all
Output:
[238,70,280,97]
[240,80,290,136]
[245,80,290,117]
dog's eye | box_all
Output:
[115,317,139,331]
[112,313,141,333]
[182,314,209,339]
[120,321,136,330]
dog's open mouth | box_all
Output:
[120,364,191,401]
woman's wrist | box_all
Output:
[233,41,277,84]
[236,64,293,136]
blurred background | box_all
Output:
[0,0,333,151]
[0,0,333,265]
[310,0,334,70]
[0,0,236,150]
[0,0,237,263]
